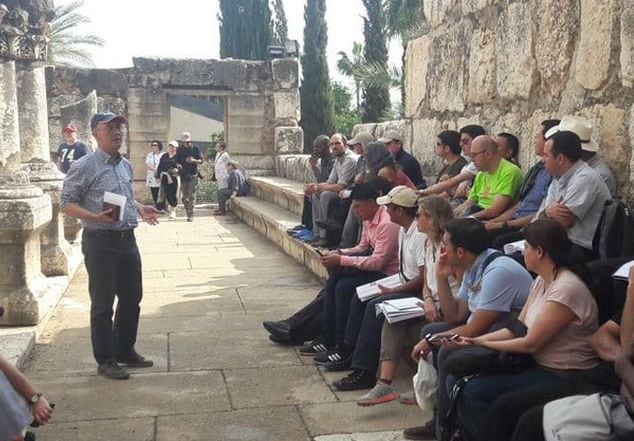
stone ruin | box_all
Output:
[46,57,303,199]
[0,0,74,326]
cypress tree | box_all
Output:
[361,0,391,122]
[300,0,335,151]
[218,0,272,60]
[272,0,289,45]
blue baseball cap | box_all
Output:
[90,112,127,130]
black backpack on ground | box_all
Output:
[592,199,634,260]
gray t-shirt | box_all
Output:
[537,160,611,250]
[457,249,533,322]
[326,149,357,187]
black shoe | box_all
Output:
[262,320,291,338]
[98,362,130,380]
[299,337,331,356]
[268,333,303,346]
[332,369,375,391]
[324,353,353,372]
[116,352,154,368]
[313,348,348,366]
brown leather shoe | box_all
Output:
[403,419,435,440]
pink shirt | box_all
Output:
[339,205,400,275]
[523,269,599,370]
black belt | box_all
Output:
[84,229,135,239]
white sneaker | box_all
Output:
[169,210,176,219]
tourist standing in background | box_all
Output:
[145,140,163,210]
[213,141,230,216]
[57,124,88,173]
[60,112,158,380]
[157,140,181,220]
[176,131,203,222]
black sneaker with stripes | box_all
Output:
[313,348,348,366]
[298,337,330,356]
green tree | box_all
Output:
[332,82,361,138]
[218,0,272,60]
[300,0,335,151]
[47,0,104,67]
[361,0,391,122]
[336,42,365,110]
[384,0,428,113]
[271,0,288,45]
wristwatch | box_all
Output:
[29,392,42,404]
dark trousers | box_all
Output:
[489,228,522,250]
[348,293,410,373]
[163,182,178,207]
[511,406,545,441]
[82,230,143,365]
[301,195,313,230]
[283,288,325,342]
[322,271,384,348]
[150,186,159,206]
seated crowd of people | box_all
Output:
[265,116,634,440]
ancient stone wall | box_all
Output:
[46,57,301,191]
[392,0,634,199]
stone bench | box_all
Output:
[248,176,305,217]
[230,192,327,280]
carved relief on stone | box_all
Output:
[0,1,52,61]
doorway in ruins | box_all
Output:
[166,93,227,203]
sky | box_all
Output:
[56,0,403,100]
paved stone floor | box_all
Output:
[24,209,430,440]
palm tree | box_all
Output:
[48,0,104,67]
[336,41,365,110]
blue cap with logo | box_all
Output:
[90,112,127,130]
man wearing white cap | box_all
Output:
[545,116,616,195]
[175,131,203,221]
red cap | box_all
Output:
[63,124,77,133]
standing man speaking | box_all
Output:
[60,113,158,380]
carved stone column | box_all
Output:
[17,61,72,276]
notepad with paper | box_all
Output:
[356,273,402,301]
[503,239,525,254]
[612,260,634,281]
[103,191,126,221]
[375,297,425,324]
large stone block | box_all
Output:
[59,90,98,152]
[373,120,412,152]
[274,127,303,154]
[273,90,300,122]
[621,0,634,87]
[404,36,431,118]
[423,0,459,28]
[579,105,629,190]
[535,0,577,97]
[428,22,470,112]
[495,2,537,100]
[576,0,614,90]
[411,118,443,177]
[629,103,634,201]
[271,58,299,90]
[468,28,496,104]
[462,0,495,15]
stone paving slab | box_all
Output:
[37,417,156,441]
[156,406,310,441]
[314,431,407,441]
[224,366,336,408]
[33,371,230,423]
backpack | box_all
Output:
[592,200,634,260]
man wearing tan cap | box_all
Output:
[57,124,88,173]
[377,131,424,188]
[545,115,616,195]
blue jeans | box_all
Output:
[449,368,558,441]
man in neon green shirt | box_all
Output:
[454,135,523,220]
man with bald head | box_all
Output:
[307,133,357,248]
[454,135,523,220]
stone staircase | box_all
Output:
[230,166,329,280]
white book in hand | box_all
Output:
[356,273,402,302]
[103,191,126,221]
[503,240,525,254]
[612,260,634,281]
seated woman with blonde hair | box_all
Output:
[449,219,599,441]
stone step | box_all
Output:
[247,176,305,217]
[230,196,327,280]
